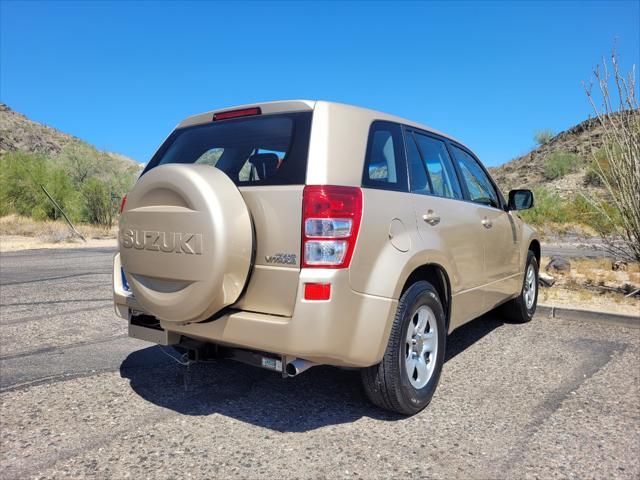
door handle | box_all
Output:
[422,210,441,226]
[481,217,493,228]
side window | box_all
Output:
[194,148,224,166]
[405,131,430,195]
[411,132,462,199]
[362,121,407,191]
[450,145,500,208]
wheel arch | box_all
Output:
[529,239,541,264]
[400,263,452,333]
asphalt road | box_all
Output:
[1,247,638,479]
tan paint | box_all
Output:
[119,164,252,324]
[232,185,304,317]
[165,269,397,367]
[349,189,417,297]
[410,195,487,329]
[388,219,410,252]
[482,208,522,311]
[113,100,539,367]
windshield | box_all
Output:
[143,112,312,186]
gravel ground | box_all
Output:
[1,247,638,479]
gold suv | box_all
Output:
[113,101,539,415]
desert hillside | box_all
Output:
[0,103,139,168]
[488,115,615,197]
[0,104,141,230]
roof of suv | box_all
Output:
[176,100,465,148]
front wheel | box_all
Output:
[499,250,539,323]
[361,281,446,415]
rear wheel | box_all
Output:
[499,250,538,323]
[361,281,446,415]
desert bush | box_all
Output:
[534,129,555,145]
[58,142,105,186]
[584,148,613,186]
[583,49,640,261]
[81,178,114,226]
[543,151,582,179]
[57,142,137,226]
[520,186,618,233]
[583,165,602,186]
[82,169,136,227]
[1,143,138,227]
[0,151,82,222]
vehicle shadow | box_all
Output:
[120,313,505,432]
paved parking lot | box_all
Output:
[1,247,638,479]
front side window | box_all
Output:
[450,145,500,208]
[412,132,462,199]
[143,112,311,186]
[362,121,407,191]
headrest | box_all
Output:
[248,153,279,179]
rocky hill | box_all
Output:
[489,115,613,197]
[0,103,139,167]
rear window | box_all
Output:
[142,112,312,185]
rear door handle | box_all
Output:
[481,217,493,228]
[422,210,441,226]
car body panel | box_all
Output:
[232,185,304,317]
[411,195,487,329]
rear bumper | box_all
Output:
[113,253,397,367]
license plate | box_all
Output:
[261,357,282,372]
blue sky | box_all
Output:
[1,1,638,166]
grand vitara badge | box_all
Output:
[265,253,297,265]
[120,228,203,255]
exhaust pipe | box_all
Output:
[285,358,316,377]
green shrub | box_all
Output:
[543,151,582,180]
[584,146,615,187]
[1,144,139,226]
[583,165,602,186]
[534,129,555,146]
[519,186,618,234]
[0,151,82,222]
[58,143,103,186]
[81,178,114,226]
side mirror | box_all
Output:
[508,189,534,210]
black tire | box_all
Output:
[499,250,539,323]
[361,281,446,415]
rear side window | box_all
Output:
[405,132,430,195]
[410,131,462,200]
[142,112,312,186]
[362,121,408,191]
[450,145,501,208]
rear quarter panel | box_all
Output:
[348,189,418,297]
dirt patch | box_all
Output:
[539,256,640,316]
[0,235,117,252]
[0,215,117,252]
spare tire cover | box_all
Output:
[119,164,253,324]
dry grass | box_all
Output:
[540,255,640,315]
[0,214,116,243]
[535,223,600,241]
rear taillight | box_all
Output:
[119,195,127,214]
[302,185,363,268]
